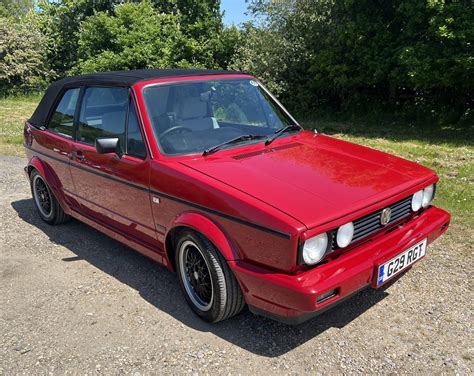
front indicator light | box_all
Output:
[302,233,328,265]
[411,190,424,211]
[336,222,354,248]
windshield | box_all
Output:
[143,78,297,156]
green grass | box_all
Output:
[1,95,472,232]
[0,94,42,156]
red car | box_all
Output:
[24,69,450,324]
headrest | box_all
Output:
[177,97,208,119]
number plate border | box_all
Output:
[375,238,427,287]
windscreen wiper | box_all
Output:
[264,124,303,146]
[203,134,266,156]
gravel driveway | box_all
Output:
[1,155,472,374]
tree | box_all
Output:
[74,2,188,73]
[240,0,473,116]
[37,0,119,77]
[231,23,304,98]
[0,13,51,94]
[0,0,34,18]
[38,0,235,76]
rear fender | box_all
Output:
[27,156,71,215]
[165,211,240,271]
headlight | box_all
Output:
[411,190,423,211]
[336,222,354,248]
[302,233,328,265]
[422,184,434,208]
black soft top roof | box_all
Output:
[29,69,245,127]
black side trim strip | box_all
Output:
[149,188,291,239]
[25,145,68,165]
[26,145,291,239]
[70,161,149,192]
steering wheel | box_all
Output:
[159,125,193,140]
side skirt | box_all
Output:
[68,208,172,270]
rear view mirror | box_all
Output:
[95,137,120,154]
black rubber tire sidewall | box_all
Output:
[175,230,244,323]
[30,170,68,225]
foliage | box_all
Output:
[0,0,472,125]
[37,0,231,76]
[231,23,296,97]
[0,13,52,95]
[235,0,473,119]
[73,1,240,72]
[74,2,187,72]
[0,0,239,94]
[36,0,120,77]
[0,0,34,18]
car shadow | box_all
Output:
[12,198,396,357]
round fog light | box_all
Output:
[336,222,354,248]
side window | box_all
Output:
[48,88,80,138]
[126,100,147,158]
[77,87,128,145]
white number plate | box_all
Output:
[377,238,427,286]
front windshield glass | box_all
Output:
[143,78,296,156]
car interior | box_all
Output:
[73,88,146,157]
[144,81,286,155]
[54,80,291,157]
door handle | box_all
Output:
[69,152,85,161]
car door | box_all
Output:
[31,87,80,209]
[69,86,158,248]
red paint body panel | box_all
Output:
[148,160,301,272]
[25,130,79,213]
[180,132,436,230]
[68,142,157,248]
[23,73,451,323]
[232,206,450,320]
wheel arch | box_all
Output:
[27,156,46,177]
[164,211,240,272]
[27,156,61,188]
[27,156,70,215]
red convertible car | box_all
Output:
[24,69,450,324]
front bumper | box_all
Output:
[230,206,450,324]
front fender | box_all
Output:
[165,211,240,270]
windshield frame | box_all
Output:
[140,76,303,158]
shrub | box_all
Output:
[0,13,52,95]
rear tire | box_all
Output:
[175,230,245,322]
[30,169,70,225]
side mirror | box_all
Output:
[95,137,120,154]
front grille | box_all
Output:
[353,196,412,242]
[332,195,413,250]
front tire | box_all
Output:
[175,230,245,323]
[30,169,70,225]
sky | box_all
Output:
[221,0,252,26]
